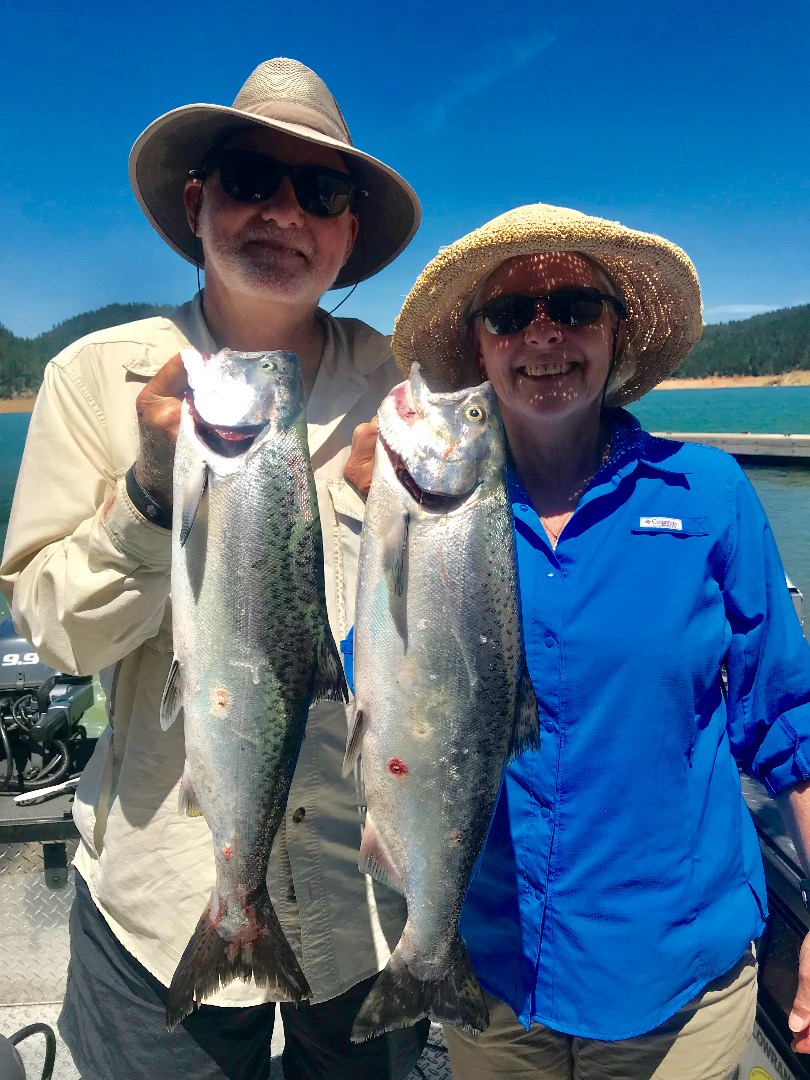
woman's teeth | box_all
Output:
[519,362,573,377]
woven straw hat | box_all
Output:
[130,58,421,289]
[392,203,703,404]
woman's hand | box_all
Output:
[133,353,189,511]
[789,931,810,1052]
[343,416,379,498]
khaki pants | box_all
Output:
[445,949,757,1080]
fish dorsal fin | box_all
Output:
[342,707,365,777]
[507,665,540,764]
[179,460,209,547]
[382,510,409,598]
[160,656,183,731]
[358,810,405,895]
[178,762,203,817]
[313,631,349,706]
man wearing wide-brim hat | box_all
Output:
[0,58,426,1080]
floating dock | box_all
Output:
[652,432,810,464]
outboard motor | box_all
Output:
[0,618,94,793]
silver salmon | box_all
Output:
[163,348,348,1027]
[345,363,539,1041]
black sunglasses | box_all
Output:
[468,288,627,336]
[193,148,363,218]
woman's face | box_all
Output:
[472,252,620,429]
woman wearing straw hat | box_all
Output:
[388,204,810,1078]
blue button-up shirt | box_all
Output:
[459,409,810,1040]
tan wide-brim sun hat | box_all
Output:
[129,58,421,289]
[392,203,703,405]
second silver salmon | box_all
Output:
[346,363,539,1042]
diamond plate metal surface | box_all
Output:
[0,840,76,1006]
[0,1003,80,1080]
[409,1024,451,1080]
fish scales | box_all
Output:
[346,363,539,1041]
[164,348,347,1027]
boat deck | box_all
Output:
[0,812,452,1080]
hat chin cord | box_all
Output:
[600,317,624,411]
[327,224,365,316]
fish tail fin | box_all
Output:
[312,629,349,705]
[350,934,488,1043]
[165,885,310,1029]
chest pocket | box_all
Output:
[326,479,367,640]
[630,515,709,538]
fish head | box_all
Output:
[180,348,303,464]
[377,362,504,509]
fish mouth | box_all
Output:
[381,436,471,512]
[191,406,265,459]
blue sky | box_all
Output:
[1,0,808,339]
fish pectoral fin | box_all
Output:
[160,656,184,731]
[358,810,405,895]
[382,510,409,598]
[179,459,209,546]
[313,631,350,706]
[507,664,541,764]
[342,707,365,777]
[178,763,203,817]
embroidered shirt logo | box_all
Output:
[639,516,683,531]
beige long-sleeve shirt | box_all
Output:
[0,294,407,1006]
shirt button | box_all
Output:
[543,721,555,733]
[547,572,554,578]
[534,888,543,901]
[292,807,306,823]
[540,806,551,819]
[518,503,529,512]
[545,636,554,648]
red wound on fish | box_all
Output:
[221,844,234,859]
[387,758,409,776]
[211,688,230,715]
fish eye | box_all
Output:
[463,404,485,423]
[260,360,276,371]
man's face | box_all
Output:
[184,127,359,307]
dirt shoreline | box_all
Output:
[2,372,809,413]
[657,371,810,390]
[0,397,37,414]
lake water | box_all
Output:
[1,390,809,645]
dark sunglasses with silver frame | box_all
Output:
[468,287,627,336]
[190,147,367,219]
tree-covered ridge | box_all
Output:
[1,301,809,397]
[675,303,810,379]
[0,304,175,396]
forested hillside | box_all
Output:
[1,300,809,397]
[0,304,174,396]
[675,303,810,378]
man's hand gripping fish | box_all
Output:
[346,363,539,1042]
[162,348,348,1027]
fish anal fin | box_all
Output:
[358,810,405,895]
[312,631,349,706]
[179,460,209,546]
[160,657,183,731]
[342,707,365,777]
[382,511,409,598]
[507,664,540,764]
[178,763,203,818]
